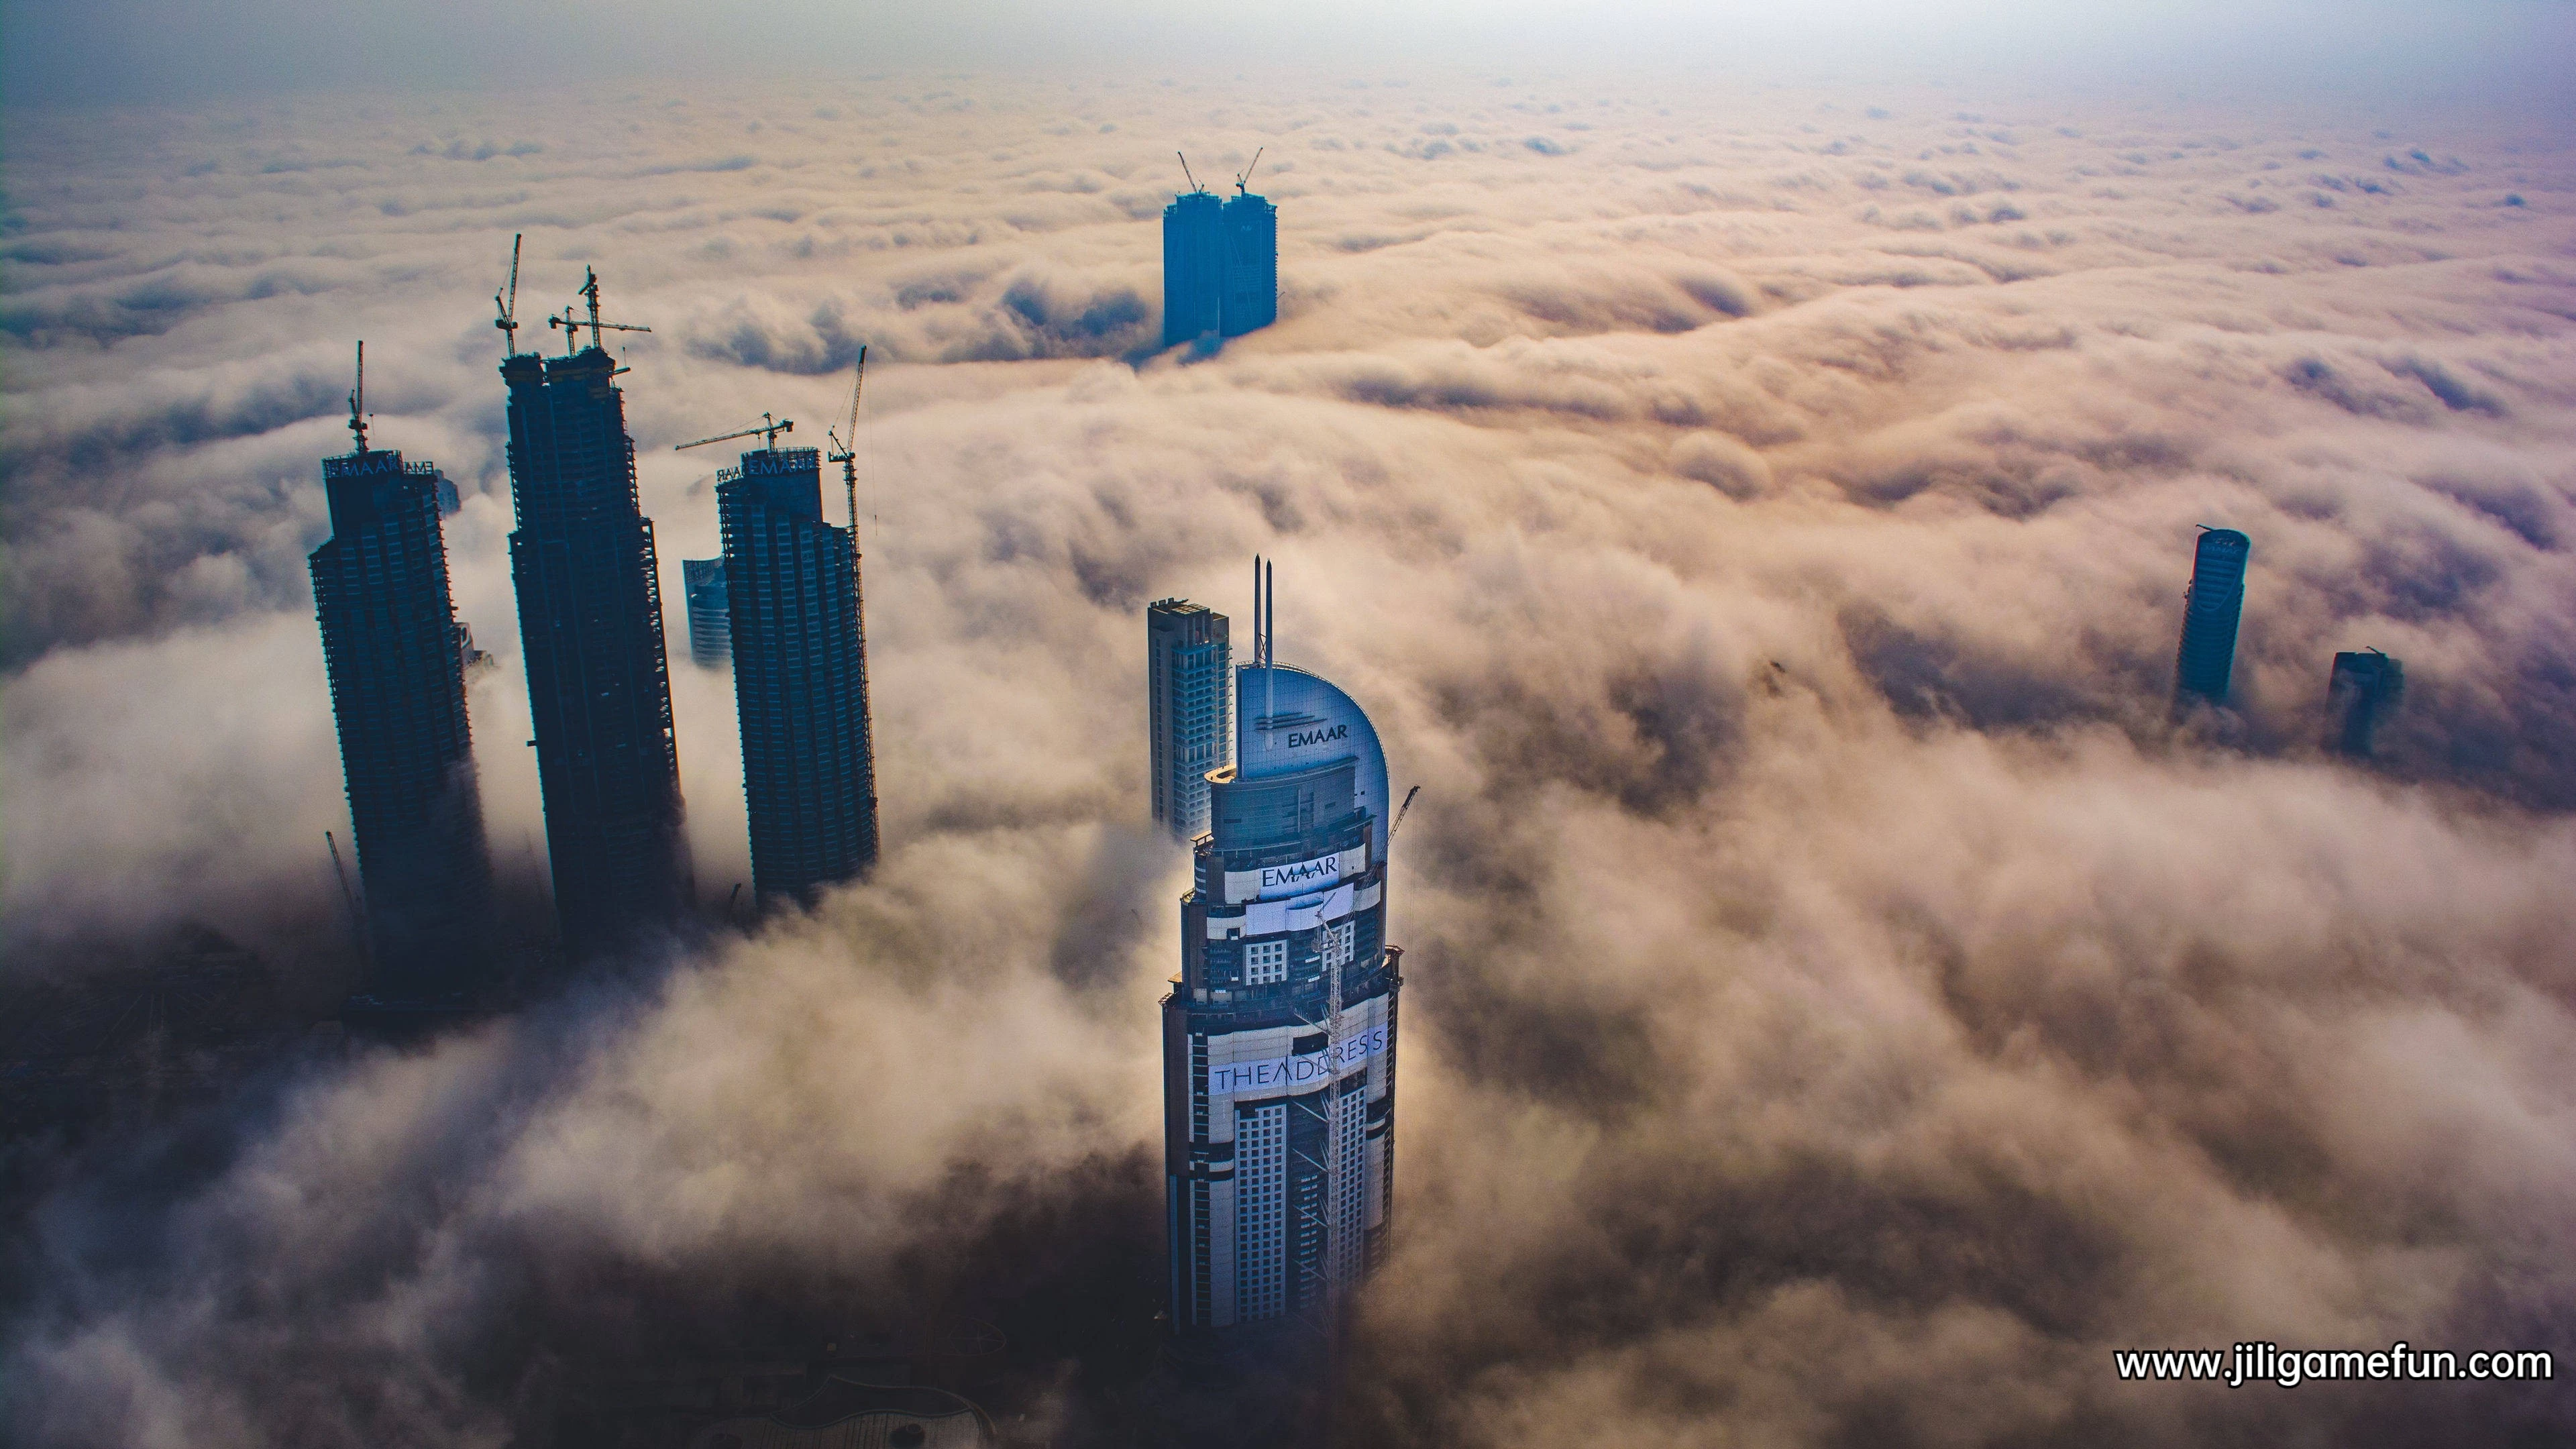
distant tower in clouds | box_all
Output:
[1165,558,1400,1340]
[309,345,494,1000]
[1163,150,1277,347]
[1163,184,1225,347]
[2173,527,2251,714]
[2326,649,2403,758]
[683,557,730,667]
[502,271,694,961]
[1221,189,1277,336]
[716,443,879,902]
[1148,598,1232,843]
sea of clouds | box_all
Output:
[3,69,2573,1446]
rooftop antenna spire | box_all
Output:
[492,233,522,356]
[1235,146,1263,195]
[1264,557,1276,747]
[547,267,653,354]
[1177,150,1204,194]
[346,341,369,453]
[674,411,795,453]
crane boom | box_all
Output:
[674,411,794,453]
[493,233,522,354]
[1236,146,1263,193]
[1177,150,1202,193]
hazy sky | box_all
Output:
[4,13,2575,1447]
[5,0,2573,106]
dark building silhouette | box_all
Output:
[1163,189,1226,347]
[503,332,693,960]
[683,556,730,667]
[310,441,494,998]
[2173,527,2251,714]
[2327,649,2404,757]
[1148,599,1232,843]
[719,446,878,903]
[1221,190,1277,337]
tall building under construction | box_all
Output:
[309,403,494,1000]
[1164,564,1400,1340]
[1163,160,1277,347]
[717,445,879,902]
[502,285,694,960]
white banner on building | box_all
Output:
[1208,1024,1390,1098]
[1226,845,1367,904]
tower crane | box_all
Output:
[1177,150,1205,194]
[673,412,794,453]
[547,267,653,354]
[1235,147,1263,194]
[824,345,867,539]
[492,233,522,355]
[346,340,370,453]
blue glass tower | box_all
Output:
[2173,527,2251,714]
[309,429,494,1000]
[718,446,879,903]
[1220,190,1277,337]
[1148,599,1232,843]
[1165,564,1399,1338]
[1163,189,1226,348]
[502,319,693,961]
[683,556,730,667]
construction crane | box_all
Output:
[1176,150,1205,194]
[346,341,370,453]
[824,346,867,538]
[1387,784,1421,849]
[674,411,794,453]
[547,266,652,353]
[492,233,522,354]
[1235,146,1263,194]
[824,347,876,804]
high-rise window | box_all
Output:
[1243,938,1287,985]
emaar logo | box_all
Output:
[1285,724,1348,748]
[1261,857,1337,891]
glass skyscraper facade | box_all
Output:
[309,443,494,999]
[502,341,693,960]
[1220,191,1278,337]
[1164,655,1399,1338]
[1148,599,1231,842]
[683,556,731,667]
[1163,190,1226,347]
[718,446,879,903]
[2174,527,2251,714]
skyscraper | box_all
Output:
[2173,527,2251,714]
[502,283,693,961]
[1163,188,1226,348]
[2326,649,2404,758]
[309,405,494,1000]
[1148,599,1232,843]
[1165,562,1399,1339]
[1220,189,1277,337]
[718,445,879,903]
[683,556,731,667]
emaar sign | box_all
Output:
[1208,1024,1390,1098]
[1225,845,1366,904]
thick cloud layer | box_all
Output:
[4,72,2574,1446]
